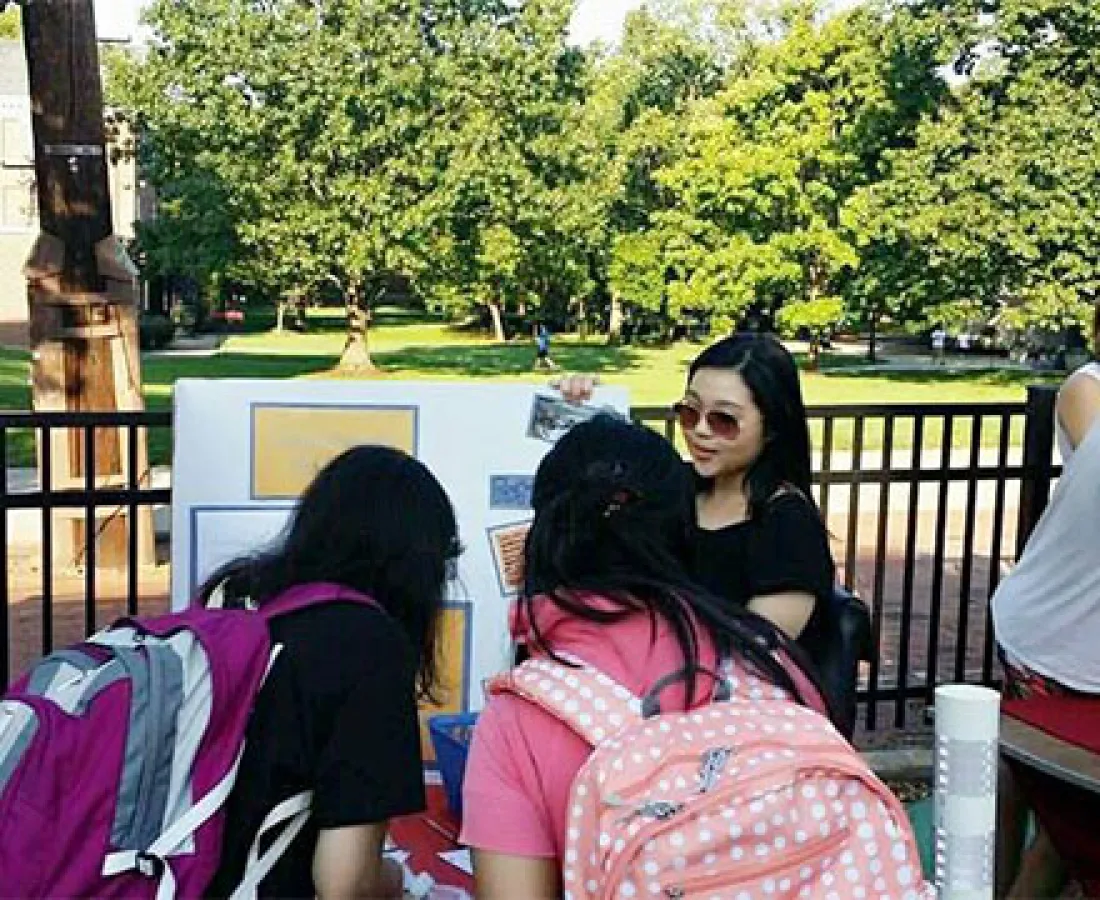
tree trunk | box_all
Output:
[808,337,821,370]
[276,297,287,333]
[607,296,624,345]
[868,310,878,363]
[487,298,506,343]
[577,298,588,342]
[339,281,374,369]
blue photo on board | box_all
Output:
[489,474,534,510]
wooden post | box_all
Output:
[20,0,151,570]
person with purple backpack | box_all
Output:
[0,445,461,899]
[203,445,461,898]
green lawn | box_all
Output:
[0,308,1060,467]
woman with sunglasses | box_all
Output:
[557,333,834,648]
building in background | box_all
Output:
[0,39,144,347]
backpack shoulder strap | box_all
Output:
[258,582,380,620]
[488,656,642,747]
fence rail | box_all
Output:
[1,392,1060,737]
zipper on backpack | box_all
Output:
[660,829,848,898]
[602,737,819,815]
[598,751,898,900]
[600,763,810,897]
[609,747,734,825]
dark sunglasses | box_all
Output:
[672,401,741,440]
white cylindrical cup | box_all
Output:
[936,684,1001,741]
[934,684,1001,900]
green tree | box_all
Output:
[599,5,726,341]
[630,1,944,353]
[423,0,594,342]
[776,296,844,368]
[112,0,496,366]
[851,0,1100,346]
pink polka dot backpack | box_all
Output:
[489,654,932,900]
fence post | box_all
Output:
[1017,384,1058,557]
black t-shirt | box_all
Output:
[693,492,835,653]
[208,601,426,899]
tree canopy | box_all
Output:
[108,0,1100,354]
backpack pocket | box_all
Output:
[0,699,52,895]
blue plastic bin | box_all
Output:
[428,712,479,819]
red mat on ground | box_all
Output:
[1003,698,1100,893]
[389,785,473,894]
[1003,696,1100,752]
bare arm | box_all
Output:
[749,590,816,640]
[474,850,560,900]
[1057,370,1100,451]
[312,822,403,900]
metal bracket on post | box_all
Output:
[42,144,104,157]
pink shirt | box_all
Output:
[460,594,719,860]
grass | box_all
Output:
[0,307,1061,467]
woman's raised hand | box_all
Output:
[550,373,599,405]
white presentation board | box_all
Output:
[170,379,630,716]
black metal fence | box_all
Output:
[0,410,172,686]
[1,390,1060,736]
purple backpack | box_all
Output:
[0,582,378,899]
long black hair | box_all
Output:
[520,413,820,706]
[198,445,460,700]
[688,333,815,517]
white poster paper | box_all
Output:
[171,379,630,714]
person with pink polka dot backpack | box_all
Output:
[461,414,931,899]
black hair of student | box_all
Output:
[688,333,815,517]
[521,413,821,707]
[198,445,460,701]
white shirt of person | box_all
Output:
[992,362,1100,691]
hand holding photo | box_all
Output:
[526,394,619,444]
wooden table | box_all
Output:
[1000,713,1100,795]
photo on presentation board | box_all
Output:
[526,394,619,444]
[488,474,535,510]
[487,520,531,597]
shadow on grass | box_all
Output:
[212,303,453,338]
[142,351,339,393]
[792,353,874,372]
[817,365,1062,389]
[375,341,642,378]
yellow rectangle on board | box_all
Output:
[252,405,417,498]
[420,605,472,762]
